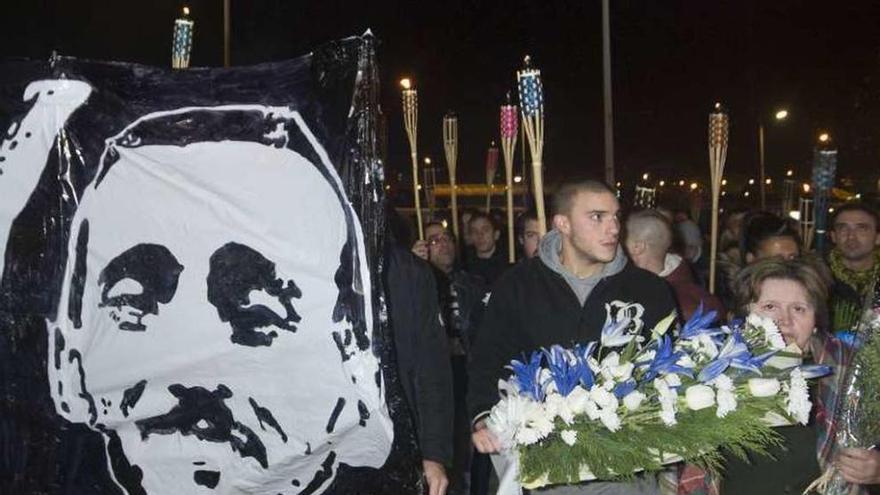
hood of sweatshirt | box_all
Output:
[538,229,627,305]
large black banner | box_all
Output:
[0,34,420,494]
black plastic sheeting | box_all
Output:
[0,33,421,494]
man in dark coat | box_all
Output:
[386,246,454,495]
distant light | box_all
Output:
[424,157,432,165]
[690,182,698,190]
[400,78,412,90]
[721,179,727,186]
[775,109,789,120]
[513,175,523,183]
[182,6,190,15]
[789,210,801,221]
[748,179,755,185]
[385,184,391,190]
[642,173,649,181]
[441,219,449,228]
[678,180,685,186]
[744,191,750,197]
[829,207,835,213]
[417,184,422,190]
[616,181,621,187]
[721,191,726,196]
[819,132,830,143]
[856,193,862,199]
[765,178,772,185]
[786,169,794,177]
[803,183,811,193]
[659,180,665,187]
[714,102,722,111]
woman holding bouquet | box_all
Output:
[718,258,880,494]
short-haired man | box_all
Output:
[464,212,509,285]
[516,210,543,260]
[828,203,880,331]
[626,209,724,320]
[467,180,677,494]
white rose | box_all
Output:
[599,408,622,432]
[685,384,716,410]
[664,374,682,387]
[748,378,781,397]
[565,386,591,415]
[623,390,646,412]
[561,429,578,446]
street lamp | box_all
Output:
[818,132,830,143]
[758,108,789,209]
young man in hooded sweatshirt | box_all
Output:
[467,180,678,494]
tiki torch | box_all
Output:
[812,133,837,253]
[172,6,194,69]
[500,94,519,263]
[443,112,459,239]
[517,55,547,236]
[485,143,500,213]
[708,103,729,294]
[401,78,424,240]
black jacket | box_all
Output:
[466,257,677,421]
[385,247,454,465]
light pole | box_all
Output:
[758,108,788,209]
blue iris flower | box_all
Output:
[698,330,776,382]
[508,350,545,401]
[543,345,582,397]
[613,379,638,399]
[572,342,597,390]
[601,316,635,348]
[642,335,694,382]
[797,364,833,379]
[680,302,720,339]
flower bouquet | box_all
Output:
[486,304,832,489]
[810,281,880,494]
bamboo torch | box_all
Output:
[172,6,194,69]
[500,94,519,263]
[485,143,500,213]
[443,112,459,239]
[708,103,729,294]
[517,56,547,236]
[401,78,424,240]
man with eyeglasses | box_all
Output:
[413,221,488,495]
[828,203,880,332]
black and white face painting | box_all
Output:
[47,107,393,494]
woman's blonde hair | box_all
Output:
[733,257,830,332]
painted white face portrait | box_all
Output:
[47,108,392,494]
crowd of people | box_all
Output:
[387,179,880,495]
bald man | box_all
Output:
[625,209,724,320]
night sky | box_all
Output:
[3,0,880,195]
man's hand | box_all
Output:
[422,459,448,495]
[412,239,429,260]
[471,419,502,454]
[837,447,880,485]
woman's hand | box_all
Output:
[836,447,880,485]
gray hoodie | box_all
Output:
[533,234,657,495]
[538,229,628,306]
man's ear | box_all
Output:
[829,230,838,246]
[627,240,645,256]
[745,251,755,264]
[553,214,569,235]
[493,230,500,242]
